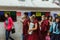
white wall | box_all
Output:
[0,12,23,40]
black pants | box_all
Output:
[51,33,60,40]
[6,30,14,40]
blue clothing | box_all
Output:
[49,22,60,34]
[6,30,14,40]
[50,34,60,40]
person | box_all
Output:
[41,16,49,40]
[28,16,39,40]
[4,13,14,40]
[41,15,45,21]
[48,17,60,40]
[49,16,53,26]
[21,14,29,40]
[38,20,43,40]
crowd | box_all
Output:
[21,14,60,40]
[3,13,60,40]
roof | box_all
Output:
[0,0,60,8]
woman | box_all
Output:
[49,16,53,26]
[49,17,60,40]
[28,16,39,40]
[4,13,14,40]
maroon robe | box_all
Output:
[28,19,39,40]
[41,19,49,40]
[23,18,29,40]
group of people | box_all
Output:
[3,13,60,40]
[22,14,60,40]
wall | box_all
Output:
[0,13,23,40]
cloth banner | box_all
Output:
[0,11,4,15]
[28,12,32,17]
[16,12,21,16]
[36,12,41,16]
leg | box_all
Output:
[23,35,27,40]
[56,34,60,40]
[51,34,56,40]
[5,30,9,40]
[9,36,14,40]
[8,31,14,40]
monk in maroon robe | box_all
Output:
[22,15,29,40]
[28,16,39,40]
[41,17,49,40]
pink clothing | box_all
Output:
[46,35,50,40]
[4,17,13,31]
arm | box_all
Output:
[28,23,37,32]
[7,17,13,30]
[4,22,7,29]
[48,23,53,35]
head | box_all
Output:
[55,17,60,23]
[32,14,36,19]
[49,16,52,21]
[45,16,48,20]
[24,13,28,18]
[30,16,34,22]
[41,15,45,20]
[42,15,45,18]
[4,13,10,18]
[22,15,27,19]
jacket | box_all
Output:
[4,17,13,31]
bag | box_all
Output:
[11,25,15,34]
[46,35,50,40]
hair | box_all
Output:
[49,16,53,22]
[5,13,10,17]
[58,22,60,30]
[55,17,59,22]
[4,13,10,20]
[44,16,48,20]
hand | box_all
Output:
[47,33,50,36]
[28,30,32,33]
[5,27,8,30]
[40,27,41,31]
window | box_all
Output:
[42,0,49,1]
[18,0,25,1]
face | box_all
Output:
[42,15,45,20]
[49,17,51,20]
[56,18,59,23]
[30,16,34,22]
[5,14,8,18]
[45,17,47,20]
[42,15,44,18]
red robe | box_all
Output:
[41,20,49,40]
[23,18,29,40]
[28,19,39,40]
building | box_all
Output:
[0,0,60,40]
